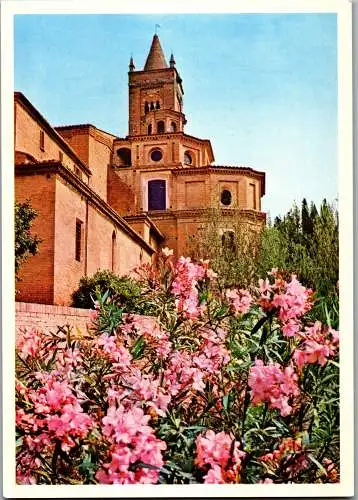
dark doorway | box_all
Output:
[148,180,166,211]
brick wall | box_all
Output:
[16,302,93,335]
[15,173,56,304]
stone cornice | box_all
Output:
[143,208,266,221]
[15,161,156,254]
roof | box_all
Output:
[123,214,165,242]
[14,92,92,177]
[174,164,266,195]
[55,123,119,140]
[143,34,168,71]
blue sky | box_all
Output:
[14,14,337,218]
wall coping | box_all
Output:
[15,302,92,317]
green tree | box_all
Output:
[186,209,260,290]
[15,200,41,279]
[259,198,338,298]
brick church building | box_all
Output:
[15,33,266,306]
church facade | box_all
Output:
[14,34,266,306]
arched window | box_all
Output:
[156,101,160,109]
[221,189,232,206]
[111,231,117,272]
[157,121,165,134]
[222,231,236,254]
[148,180,166,211]
[150,102,155,111]
[170,122,177,132]
[148,123,152,135]
[116,147,131,166]
[144,101,149,114]
[184,151,192,165]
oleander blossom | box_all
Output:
[195,430,245,483]
[171,257,215,319]
[293,322,339,369]
[225,288,252,315]
[258,273,314,337]
[16,327,51,360]
[16,375,94,483]
[96,405,166,484]
[248,359,300,416]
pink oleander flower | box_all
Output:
[97,404,166,484]
[258,273,313,338]
[96,333,132,369]
[226,288,252,315]
[16,328,50,360]
[171,257,208,319]
[293,322,338,370]
[195,430,245,484]
[248,359,300,416]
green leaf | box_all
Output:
[308,454,327,476]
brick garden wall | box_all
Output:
[16,302,93,335]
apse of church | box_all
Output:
[109,34,266,255]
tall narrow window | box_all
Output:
[148,124,152,135]
[157,121,165,134]
[249,183,257,210]
[40,130,45,151]
[75,220,83,262]
[148,180,166,211]
[144,101,149,114]
[111,230,117,272]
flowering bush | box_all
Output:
[16,249,339,484]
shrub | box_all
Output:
[16,250,339,485]
[71,269,152,314]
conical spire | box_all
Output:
[144,34,168,71]
[129,56,135,72]
[169,53,176,68]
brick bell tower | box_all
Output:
[128,34,186,137]
[109,33,265,256]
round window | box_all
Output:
[150,149,163,162]
[221,189,232,206]
[184,152,192,165]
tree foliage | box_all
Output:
[15,200,41,278]
[187,209,260,290]
[259,198,339,299]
